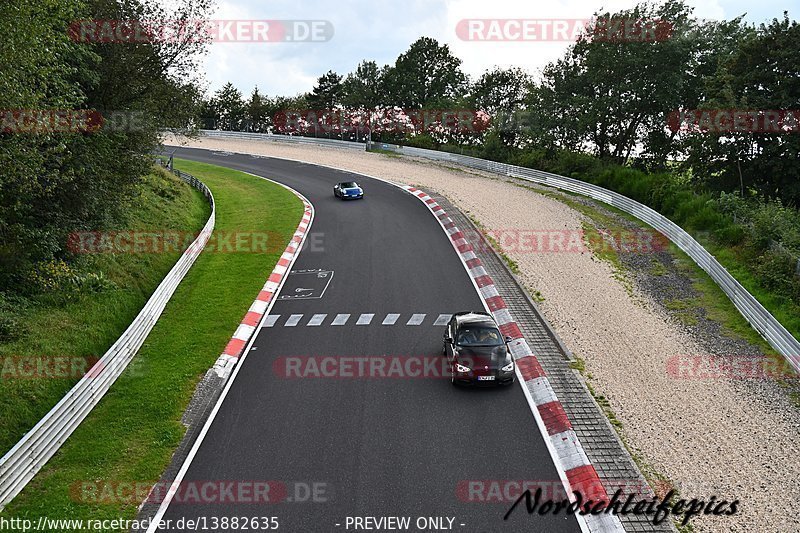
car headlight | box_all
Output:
[501,362,514,372]
[455,363,471,373]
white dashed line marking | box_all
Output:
[382,313,400,325]
[434,314,452,326]
[265,312,451,327]
[356,313,375,325]
[285,314,303,327]
[407,314,426,325]
[331,314,350,326]
[308,314,327,326]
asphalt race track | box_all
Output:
[156,147,581,533]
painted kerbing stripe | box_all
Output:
[399,184,622,533]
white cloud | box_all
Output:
[181,0,782,97]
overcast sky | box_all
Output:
[190,0,796,98]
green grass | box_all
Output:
[663,297,700,327]
[703,242,800,342]
[669,244,776,352]
[1,159,303,529]
[649,258,668,277]
[0,167,210,455]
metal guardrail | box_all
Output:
[196,129,799,370]
[200,129,364,150]
[367,141,800,372]
[0,166,215,510]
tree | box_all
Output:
[0,0,213,288]
[471,67,531,116]
[213,82,245,131]
[470,67,533,146]
[383,37,467,109]
[307,70,343,110]
[198,98,219,129]
[341,60,386,109]
[530,1,696,163]
[683,13,800,202]
[245,87,270,132]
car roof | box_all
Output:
[454,311,496,327]
[338,181,358,185]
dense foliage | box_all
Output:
[0,0,210,291]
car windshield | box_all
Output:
[341,182,359,189]
[456,326,504,346]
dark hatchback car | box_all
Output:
[443,311,515,386]
[333,181,364,200]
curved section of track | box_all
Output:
[155,147,581,532]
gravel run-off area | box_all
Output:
[164,134,800,533]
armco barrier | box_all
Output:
[196,129,800,374]
[0,167,214,511]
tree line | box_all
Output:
[201,1,800,205]
[0,0,211,291]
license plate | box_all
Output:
[477,376,495,381]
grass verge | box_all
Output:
[0,167,210,455]
[1,159,303,529]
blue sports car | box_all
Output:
[333,181,364,200]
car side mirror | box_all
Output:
[444,335,453,343]
[505,336,513,343]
